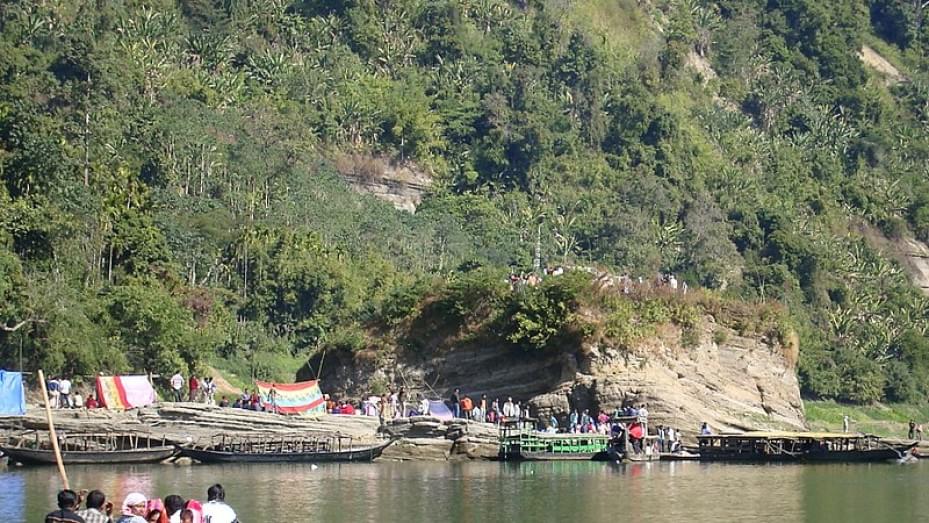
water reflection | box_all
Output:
[5,460,928,522]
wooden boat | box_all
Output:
[697,431,917,463]
[659,451,701,461]
[177,434,393,463]
[1,432,176,465]
[498,419,611,461]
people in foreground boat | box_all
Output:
[45,489,85,523]
[146,499,168,523]
[164,495,185,523]
[76,490,113,523]
[117,493,149,523]
[201,484,238,523]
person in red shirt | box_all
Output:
[188,375,199,402]
[249,391,260,410]
[85,395,99,409]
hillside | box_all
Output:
[4,0,929,404]
[302,273,806,432]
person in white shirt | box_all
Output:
[502,397,516,418]
[58,378,72,408]
[72,391,84,408]
[202,484,238,523]
[419,397,429,416]
[48,377,61,409]
[170,372,184,402]
[638,405,649,418]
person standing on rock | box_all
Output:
[188,375,199,402]
[909,420,917,440]
[59,376,73,408]
[268,384,278,413]
[398,387,407,418]
[843,415,850,433]
[170,371,184,402]
[503,397,515,419]
[380,393,392,424]
[48,376,61,409]
[389,388,400,419]
[450,388,461,418]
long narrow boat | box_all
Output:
[697,431,917,463]
[177,436,393,464]
[1,433,176,465]
[1,445,177,465]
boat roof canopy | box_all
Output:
[698,431,869,440]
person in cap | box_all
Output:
[116,493,148,523]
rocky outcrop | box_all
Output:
[333,154,432,213]
[377,416,499,461]
[308,316,806,440]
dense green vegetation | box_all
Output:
[4,0,929,402]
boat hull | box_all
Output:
[178,441,391,464]
[517,451,606,461]
[699,444,916,463]
[0,446,177,465]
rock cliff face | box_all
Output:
[305,316,806,438]
[333,154,431,213]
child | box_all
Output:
[180,509,195,523]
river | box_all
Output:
[4,461,928,522]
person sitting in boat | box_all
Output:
[117,492,149,523]
[145,498,168,523]
[77,490,113,523]
[201,484,238,523]
[164,495,185,523]
[700,422,712,436]
[45,489,84,523]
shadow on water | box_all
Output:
[4,460,928,522]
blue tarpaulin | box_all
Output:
[428,400,453,420]
[0,370,26,416]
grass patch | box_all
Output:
[567,0,658,64]
[209,351,306,390]
[805,400,929,438]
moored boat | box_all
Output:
[177,434,393,463]
[1,432,176,465]
[697,431,916,463]
[498,418,612,461]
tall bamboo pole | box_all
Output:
[37,369,69,489]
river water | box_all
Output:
[4,460,928,522]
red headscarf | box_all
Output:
[146,499,169,523]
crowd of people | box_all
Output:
[46,376,99,410]
[45,484,238,523]
[168,373,218,406]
